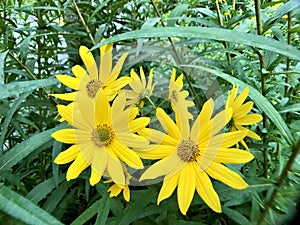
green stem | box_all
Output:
[150,0,202,109]
[73,0,96,45]
[254,0,268,178]
[257,139,300,225]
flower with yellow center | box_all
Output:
[50,41,131,109]
[138,99,254,215]
[226,84,263,150]
[123,67,155,107]
[168,68,194,120]
[51,90,150,186]
[104,164,132,201]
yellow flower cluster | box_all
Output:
[51,41,262,215]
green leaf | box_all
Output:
[185,65,294,145]
[167,4,189,27]
[0,50,8,85]
[223,207,251,225]
[0,92,30,152]
[0,184,63,225]
[91,27,300,61]
[94,193,111,225]
[0,78,58,100]
[26,174,66,204]
[0,126,62,172]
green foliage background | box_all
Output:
[1,0,300,224]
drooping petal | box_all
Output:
[194,164,221,213]
[157,172,179,204]
[90,148,107,186]
[107,184,122,197]
[123,186,130,201]
[54,145,80,164]
[79,46,98,80]
[177,163,195,215]
[51,129,77,144]
[205,162,248,190]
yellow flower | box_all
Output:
[139,99,254,214]
[123,67,155,107]
[51,41,131,102]
[226,84,263,149]
[105,165,132,201]
[224,10,231,16]
[51,90,149,186]
[168,68,194,120]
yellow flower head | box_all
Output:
[139,99,254,215]
[168,68,194,120]
[123,67,155,107]
[105,164,132,201]
[51,90,150,186]
[226,84,263,149]
[51,40,131,102]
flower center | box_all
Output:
[177,139,200,162]
[86,79,103,98]
[170,90,179,103]
[91,124,115,147]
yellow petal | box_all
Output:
[66,153,90,181]
[79,46,98,80]
[72,65,86,79]
[156,108,180,140]
[56,75,79,90]
[213,148,254,164]
[95,89,111,125]
[235,114,263,125]
[105,52,128,86]
[106,152,125,186]
[123,186,130,201]
[177,163,195,215]
[226,84,238,108]
[111,140,143,169]
[51,129,76,144]
[116,132,149,149]
[54,145,80,164]
[57,104,73,125]
[108,184,122,197]
[75,92,95,129]
[234,87,249,108]
[49,92,76,101]
[100,42,113,82]
[90,148,107,186]
[140,153,184,181]
[136,144,176,160]
[191,99,214,141]
[129,117,150,133]
[139,128,178,145]
[205,162,248,189]
[157,172,179,204]
[105,76,131,92]
[233,101,253,118]
[194,165,221,213]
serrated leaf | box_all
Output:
[0,78,58,100]
[0,184,63,225]
[92,27,300,61]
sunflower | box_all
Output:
[123,67,155,107]
[104,164,132,201]
[51,90,149,186]
[51,41,131,103]
[138,99,254,214]
[226,84,263,149]
[168,68,194,120]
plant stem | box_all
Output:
[257,139,300,225]
[285,12,292,94]
[149,0,202,109]
[72,0,96,45]
[254,0,268,178]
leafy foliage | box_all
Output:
[1,0,299,224]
